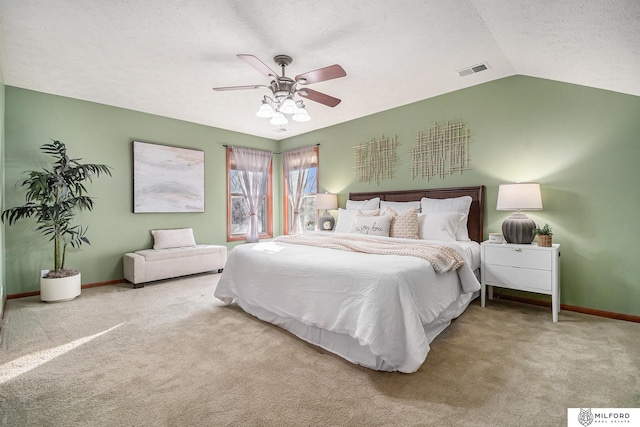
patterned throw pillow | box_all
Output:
[385,208,419,239]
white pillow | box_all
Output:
[420,196,472,241]
[151,228,197,249]
[350,215,391,236]
[345,197,380,211]
[335,208,379,233]
[418,212,465,241]
[386,208,419,239]
[380,200,421,214]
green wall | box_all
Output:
[281,75,640,317]
[4,87,278,295]
[4,75,640,317]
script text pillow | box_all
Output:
[151,228,197,250]
[335,208,379,233]
[385,208,419,239]
[420,196,472,241]
[350,214,391,237]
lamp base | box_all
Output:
[318,210,335,231]
[502,213,537,244]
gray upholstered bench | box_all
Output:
[123,228,227,288]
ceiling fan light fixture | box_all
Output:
[292,105,310,122]
[269,111,288,126]
[214,54,346,127]
[280,97,297,115]
[256,101,275,118]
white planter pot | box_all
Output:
[40,273,81,302]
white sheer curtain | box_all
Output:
[283,145,317,235]
[232,147,273,243]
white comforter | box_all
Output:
[214,233,481,373]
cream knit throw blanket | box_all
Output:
[275,234,464,273]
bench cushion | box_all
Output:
[136,244,225,262]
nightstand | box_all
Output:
[481,241,561,322]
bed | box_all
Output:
[215,186,484,373]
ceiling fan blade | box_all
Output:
[212,84,267,91]
[297,88,341,107]
[295,64,346,85]
[237,54,278,78]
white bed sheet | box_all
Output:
[214,234,481,373]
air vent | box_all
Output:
[457,62,489,77]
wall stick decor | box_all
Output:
[353,135,400,185]
[133,141,205,213]
[409,121,471,180]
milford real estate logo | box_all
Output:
[578,408,594,426]
[568,408,637,426]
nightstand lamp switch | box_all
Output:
[496,183,543,244]
[316,193,338,231]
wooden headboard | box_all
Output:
[348,186,485,243]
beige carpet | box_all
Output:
[1,274,638,427]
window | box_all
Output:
[283,146,319,234]
[226,147,273,242]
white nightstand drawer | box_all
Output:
[485,265,552,293]
[483,246,551,270]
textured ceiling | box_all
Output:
[1,0,638,140]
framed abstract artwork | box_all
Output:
[133,141,205,213]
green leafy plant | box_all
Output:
[532,223,553,236]
[1,140,112,277]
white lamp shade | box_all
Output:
[256,102,275,118]
[280,98,297,114]
[315,193,338,210]
[496,183,543,211]
[292,106,310,122]
[269,112,288,126]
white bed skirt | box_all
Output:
[234,290,477,372]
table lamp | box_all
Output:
[316,193,338,231]
[496,183,542,244]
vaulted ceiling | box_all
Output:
[1,0,638,140]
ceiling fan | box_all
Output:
[213,54,346,125]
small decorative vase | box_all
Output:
[537,235,552,247]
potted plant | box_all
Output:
[1,140,112,302]
[304,215,316,231]
[532,223,553,247]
